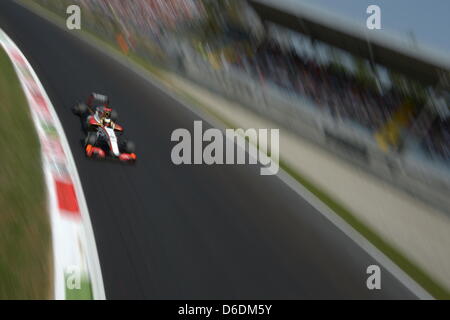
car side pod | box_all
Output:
[119,153,137,162]
[86,144,106,159]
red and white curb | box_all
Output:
[0,29,105,300]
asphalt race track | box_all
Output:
[0,0,417,299]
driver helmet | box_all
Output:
[103,117,111,127]
[102,108,112,126]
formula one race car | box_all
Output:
[72,93,136,163]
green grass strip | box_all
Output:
[0,42,51,299]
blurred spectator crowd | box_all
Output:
[235,41,404,132]
[78,0,205,35]
[424,118,450,161]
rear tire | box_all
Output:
[85,132,97,147]
[73,103,88,116]
[111,110,119,122]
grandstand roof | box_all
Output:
[248,0,450,87]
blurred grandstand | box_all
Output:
[34,0,450,209]
[199,0,450,167]
[78,0,206,33]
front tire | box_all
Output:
[123,141,135,154]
